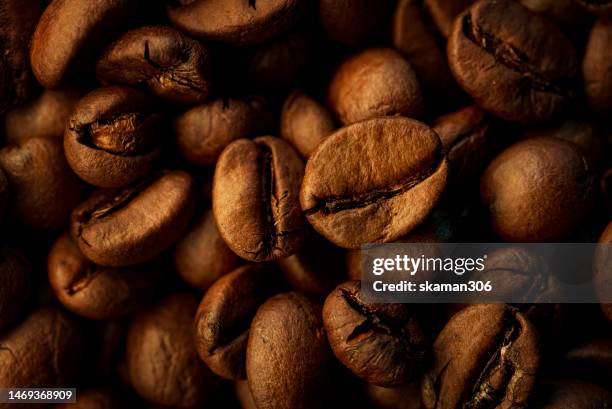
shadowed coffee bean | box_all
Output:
[530,379,612,408]
[174,96,271,166]
[166,0,302,45]
[0,137,84,229]
[96,26,212,105]
[583,18,612,116]
[318,0,390,46]
[595,222,612,322]
[0,307,83,390]
[560,337,612,388]
[365,382,422,409]
[213,136,305,262]
[71,170,196,266]
[194,264,284,380]
[280,90,335,159]
[126,293,221,407]
[519,0,590,31]
[323,280,427,387]
[30,0,137,88]
[65,86,163,188]
[447,0,578,124]
[432,105,492,187]
[3,87,81,145]
[52,388,120,409]
[173,208,241,290]
[392,0,462,107]
[301,117,448,249]
[247,292,330,409]
[421,304,539,409]
[0,247,31,330]
[481,137,594,241]
[0,0,44,111]
[328,48,424,125]
[235,380,258,409]
[48,233,159,320]
[575,0,612,16]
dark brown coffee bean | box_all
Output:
[0,0,44,111]
[530,379,612,408]
[126,293,221,407]
[213,136,305,262]
[174,96,271,166]
[71,170,196,267]
[65,86,163,188]
[323,280,426,387]
[328,48,424,125]
[301,117,448,249]
[173,209,241,290]
[166,0,302,45]
[481,137,594,241]
[432,105,493,187]
[0,246,31,330]
[96,26,212,105]
[0,307,83,389]
[194,264,283,380]
[52,388,120,409]
[280,91,335,159]
[583,18,612,116]
[365,382,422,409]
[235,380,258,409]
[392,0,463,107]
[93,319,127,379]
[2,87,81,145]
[447,0,578,124]
[277,234,345,296]
[422,304,539,409]
[575,0,612,16]
[48,233,159,319]
[30,0,138,88]
[0,137,84,229]
[247,292,330,409]
[560,337,612,388]
[522,119,604,168]
[520,0,590,31]
[318,0,390,46]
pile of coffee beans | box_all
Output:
[0,0,611,408]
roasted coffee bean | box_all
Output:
[48,233,159,319]
[166,0,302,45]
[247,292,330,409]
[530,379,612,408]
[213,136,305,262]
[392,0,463,107]
[0,307,83,390]
[194,264,283,380]
[583,18,612,116]
[560,337,612,388]
[52,388,120,409]
[301,117,448,249]
[96,26,212,105]
[447,0,578,124]
[235,380,258,409]
[0,0,44,111]
[318,0,390,46]
[0,137,84,229]
[65,86,163,188]
[328,48,424,125]
[323,280,426,387]
[575,0,612,16]
[247,30,313,92]
[481,137,594,241]
[422,304,539,409]
[174,96,270,166]
[432,105,493,187]
[0,246,31,330]
[522,119,604,168]
[3,87,81,145]
[173,208,241,290]
[71,170,196,266]
[519,0,590,31]
[126,293,221,407]
[277,233,345,296]
[280,90,335,159]
[365,382,422,409]
[30,0,138,88]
